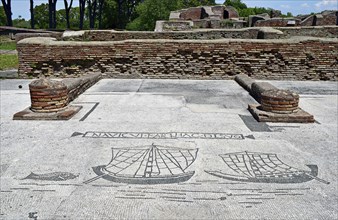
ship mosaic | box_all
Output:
[205,151,330,184]
[84,144,199,185]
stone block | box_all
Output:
[248,104,315,123]
[13,105,82,120]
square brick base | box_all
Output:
[13,105,82,120]
[248,104,315,123]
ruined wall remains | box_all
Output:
[255,18,301,27]
[76,29,261,41]
[316,12,337,25]
[63,26,337,42]
[179,7,207,20]
[276,26,338,39]
[17,37,337,81]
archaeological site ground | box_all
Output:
[0,6,337,220]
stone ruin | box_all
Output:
[156,6,338,31]
[155,5,246,31]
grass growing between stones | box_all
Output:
[0,54,18,70]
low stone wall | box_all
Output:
[17,37,338,81]
[276,26,338,39]
[75,29,260,41]
[63,26,338,42]
[255,18,301,27]
[15,32,62,42]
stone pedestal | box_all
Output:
[260,90,299,114]
[13,78,81,120]
[249,89,314,123]
[29,79,68,113]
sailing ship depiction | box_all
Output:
[205,151,330,184]
[84,144,198,185]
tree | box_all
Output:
[1,0,12,26]
[87,0,97,29]
[126,0,216,31]
[34,3,49,29]
[100,0,118,29]
[224,0,247,9]
[116,0,124,29]
[13,15,30,28]
[48,0,57,28]
[0,6,6,26]
[178,0,215,8]
[30,0,35,28]
[127,0,180,31]
[97,0,104,28]
[64,0,73,29]
[79,0,86,29]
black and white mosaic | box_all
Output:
[73,131,248,140]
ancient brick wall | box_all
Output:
[179,8,205,20]
[63,27,337,42]
[80,29,260,41]
[255,19,301,27]
[276,26,338,38]
[317,13,337,25]
[17,37,338,81]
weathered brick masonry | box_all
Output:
[18,37,338,80]
[67,27,337,41]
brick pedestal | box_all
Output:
[248,89,314,123]
[29,79,68,113]
[260,90,299,114]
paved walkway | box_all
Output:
[0,79,337,219]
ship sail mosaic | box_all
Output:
[86,145,198,184]
[206,151,329,184]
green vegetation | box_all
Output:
[0,6,6,26]
[0,54,18,70]
[0,41,16,50]
[0,36,17,50]
[1,0,294,31]
[127,0,215,31]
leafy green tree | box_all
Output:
[178,0,215,8]
[0,6,7,26]
[100,0,118,29]
[79,0,86,29]
[1,0,12,26]
[34,3,49,29]
[30,0,35,28]
[87,0,98,29]
[64,0,73,29]
[97,0,104,28]
[238,7,270,17]
[48,0,58,28]
[13,16,30,28]
[126,0,215,31]
[126,0,180,31]
[224,0,247,9]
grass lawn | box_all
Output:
[0,54,18,70]
[0,36,17,50]
[0,41,17,50]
